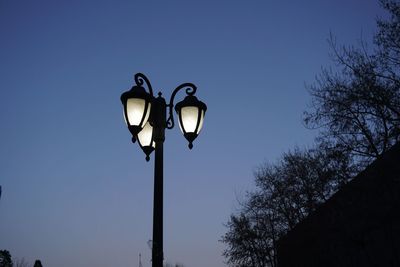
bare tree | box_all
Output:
[14,258,30,267]
[222,147,354,266]
[304,0,400,167]
[222,1,400,266]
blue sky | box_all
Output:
[0,0,386,266]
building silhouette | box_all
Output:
[277,143,400,266]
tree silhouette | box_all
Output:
[304,0,400,167]
[14,258,29,267]
[33,260,43,267]
[222,147,354,266]
[223,2,400,265]
[0,250,13,267]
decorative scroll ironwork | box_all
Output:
[131,73,198,130]
[134,73,154,97]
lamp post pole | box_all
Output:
[152,94,166,267]
[121,73,207,267]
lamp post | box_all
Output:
[121,73,207,267]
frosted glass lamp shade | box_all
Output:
[137,122,155,161]
[180,107,205,134]
[121,85,153,138]
[127,98,151,126]
[175,95,207,149]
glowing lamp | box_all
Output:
[137,122,155,161]
[121,84,152,139]
[175,95,207,149]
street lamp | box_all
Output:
[120,73,207,267]
[121,75,153,137]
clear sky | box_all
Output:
[0,0,386,266]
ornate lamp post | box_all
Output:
[121,73,207,267]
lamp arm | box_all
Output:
[166,83,197,129]
[134,73,154,97]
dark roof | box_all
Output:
[277,142,400,267]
